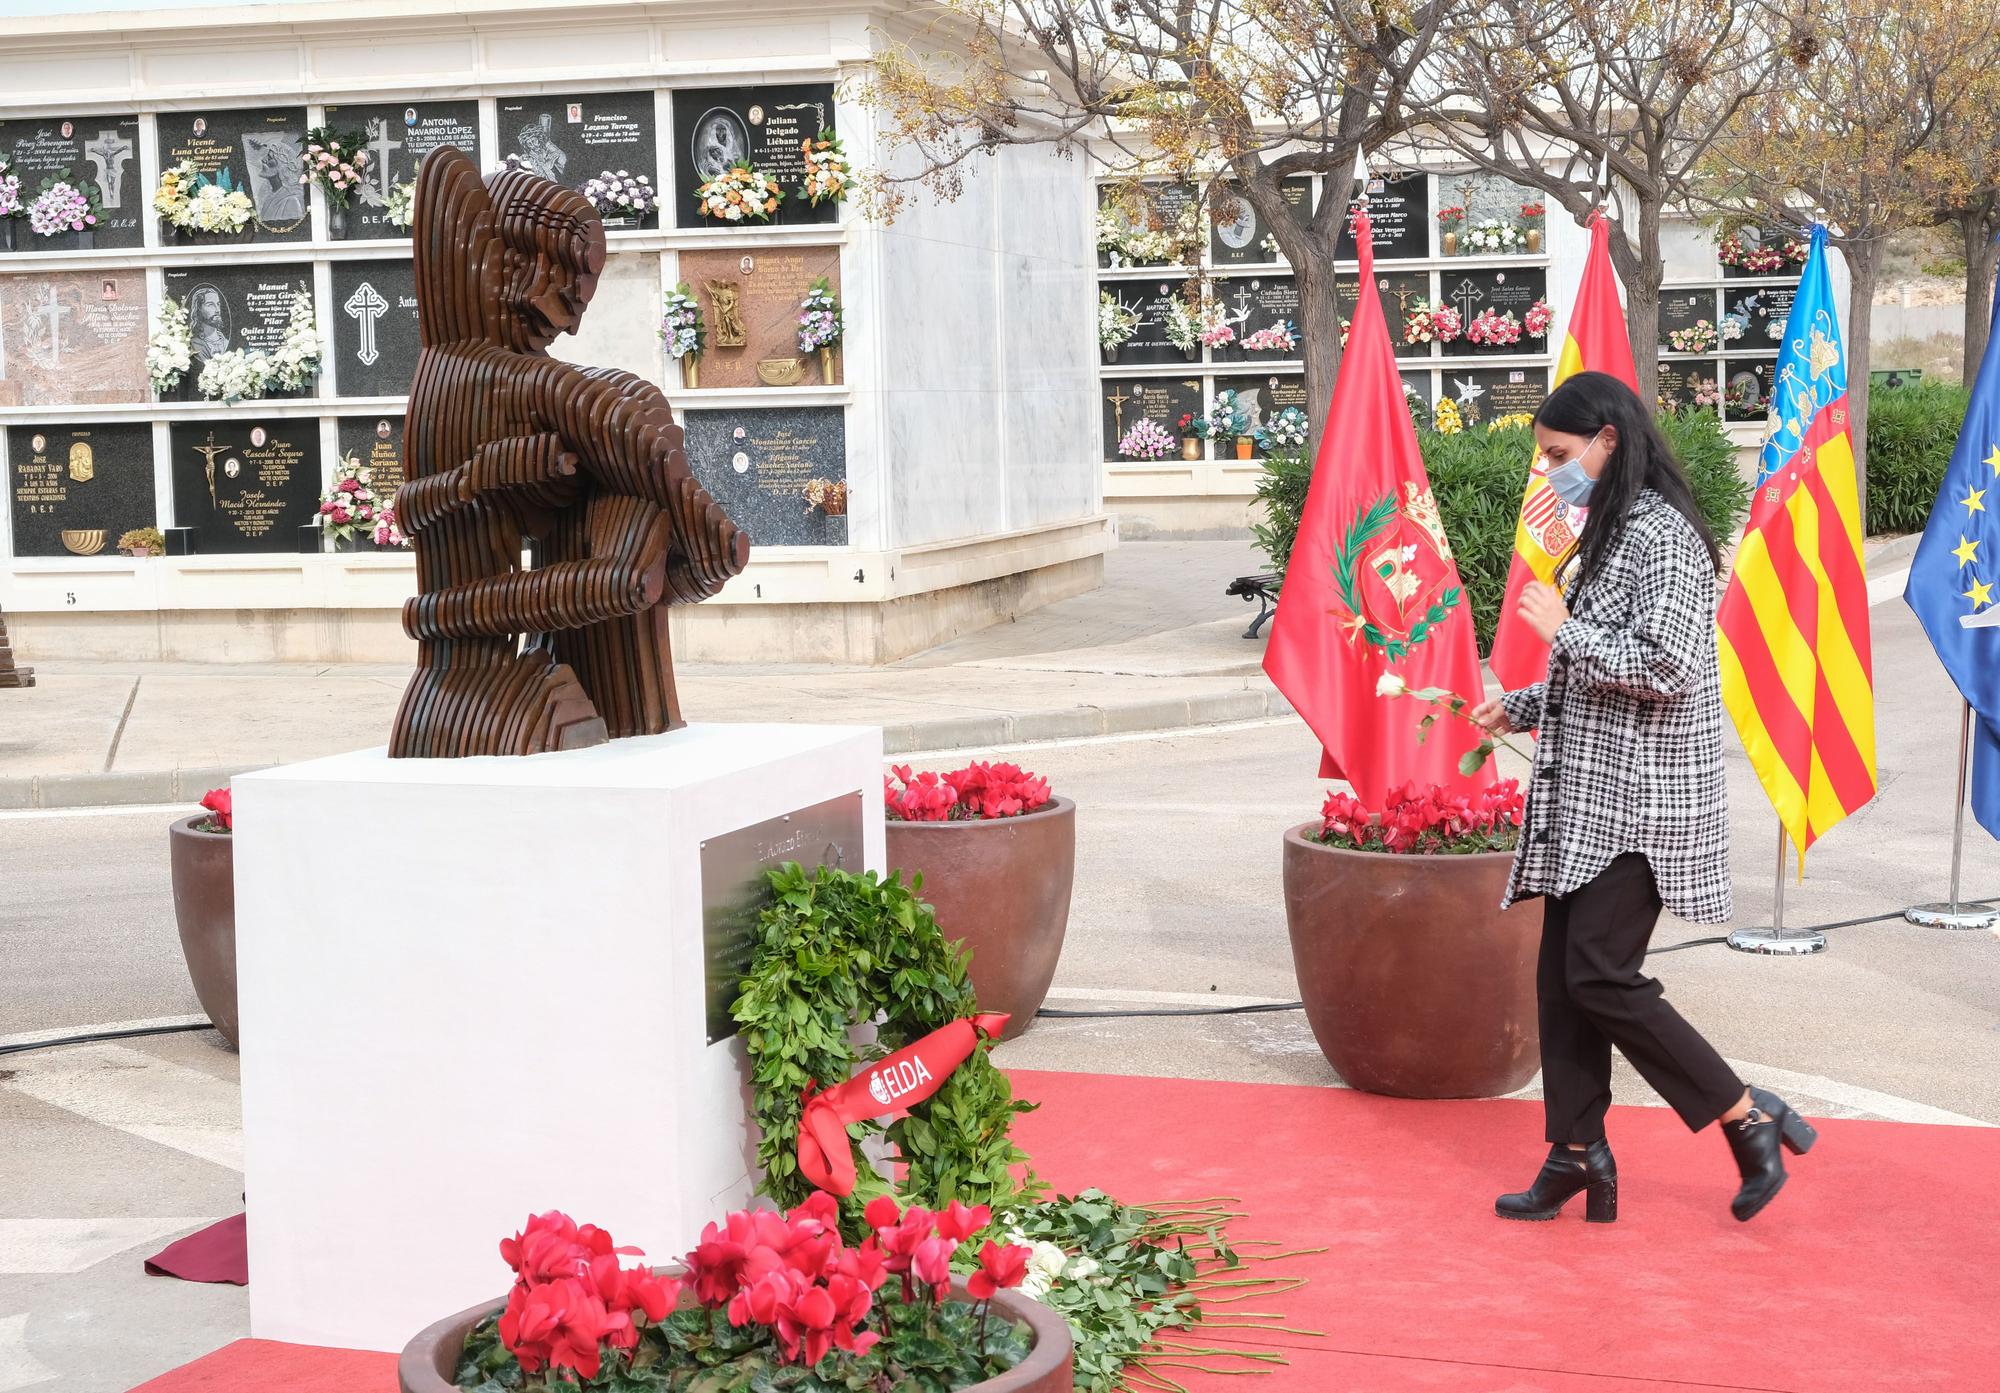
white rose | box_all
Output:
[1375,672,1408,697]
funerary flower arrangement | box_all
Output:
[198,348,272,404]
[27,175,99,237]
[1524,298,1553,337]
[1465,307,1524,347]
[1162,295,1203,355]
[582,169,656,221]
[1242,320,1297,353]
[1462,218,1522,253]
[797,278,843,355]
[1716,232,1801,273]
[696,162,784,223]
[1403,299,1461,345]
[1668,319,1718,354]
[1256,405,1310,453]
[155,160,254,235]
[1117,417,1177,461]
[1097,291,1139,353]
[800,130,851,206]
[147,295,194,396]
[659,283,705,360]
[267,288,323,392]
[1207,388,1251,441]
[316,452,388,545]
[0,158,22,221]
[300,127,369,208]
[384,180,417,229]
[1198,313,1237,350]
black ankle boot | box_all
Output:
[1496,1140,1617,1222]
[1725,1086,1818,1222]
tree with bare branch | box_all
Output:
[854,0,1453,446]
[1922,71,2000,376]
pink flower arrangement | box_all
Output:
[884,762,1053,822]
[1317,779,1525,854]
[1242,321,1297,353]
[1403,300,1462,345]
[1465,308,1524,347]
[1524,298,1553,337]
[1198,321,1236,349]
[301,127,370,209]
[27,179,97,236]
[1716,233,1804,274]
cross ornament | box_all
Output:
[32,287,70,369]
[344,282,389,366]
[1106,386,1131,435]
[1449,278,1485,325]
[84,129,133,208]
[362,120,404,206]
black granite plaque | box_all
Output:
[1721,358,1778,422]
[1724,283,1798,352]
[169,418,321,553]
[1659,289,1720,351]
[160,264,318,400]
[683,407,847,546]
[1334,270,1431,359]
[672,84,838,230]
[500,91,660,231]
[1440,366,1550,427]
[1208,275,1301,365]
[158,107,310,244]
[330,260,419,398]
[1107,279,1199,367]
[1213,373,1309,443]
[1402,372,1434,409]
[1209,178,1313,266]
[1102,376,1202,462]
[1335,170,1432,262]
[1098,182,1198,267]
[8,423,155,557]
[1439,267,1550,356]
[1657,362,1722,413]
[0,116,143,252]
[320,100,481,240]
[336,415,407,503]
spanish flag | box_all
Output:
[1488,212,1640,690]
[1717,224,1877,859]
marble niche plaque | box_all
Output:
[1334,170,1432,262]
[330,259,420,398]
[1659,289,1720,351]
[1098,182,1197,268]
[499,92,660,230]
[158,107,311,244]
[1335,270,1430,359]
[1103,376,1202,463]
[0,270,148,407]
[1212,373,1308,442]
[1441,171,1545,250]
[1720,358,1777,422]
[1208,178,1312,267]
[160,264,317,400]
[169,418,322,554]
[8,423,156,557]
[676,246,842,390]
[1440,366,1550,427]
[682,406,847,547]
[1208,275,1300,366]
[1439,267,1550,357]
[1724,283,1797,352]
[320,100,481,240]
[673,84,838,230]
[336,415,407,502]
[0,116,143,251]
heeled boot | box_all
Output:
[1725,1086,1818,1222]
[1496,1140,1618,1222]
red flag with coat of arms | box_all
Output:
[1262,208,1494,805]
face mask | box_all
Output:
[1542,430,1605,508]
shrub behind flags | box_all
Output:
[1262,208,1494,805]
[1488,211,1639,690]
[1904,276,2000,839]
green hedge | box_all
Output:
[1252,409,1750,655]
[1865,381,1971,534]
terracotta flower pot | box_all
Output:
[397,1277,1073,1393]
[1234,437,1255,460]
[1281,823,1541,1098]
[885,798,1075,1041]
[168,814,238,1048]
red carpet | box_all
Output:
[129,1070,1998,1392]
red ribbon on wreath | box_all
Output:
[796,1012,1010,1196]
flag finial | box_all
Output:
[1353,147,1370,204]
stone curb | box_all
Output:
[0,690,1296,810]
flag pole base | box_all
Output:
[1903,902,1998,930]
[1726,926,1827,955]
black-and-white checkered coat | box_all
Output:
[1499,489,1733,925]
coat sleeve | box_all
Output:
[1499,683,1546,730]
[1549,514,1713,699]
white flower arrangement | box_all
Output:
[1258,232,1283,260]
[799,131,850,206]
[1462,218,1523,253]
[0,157,24,221]
[695,163,783,223]
[659,283,704,360]
[147,295,194,395]
[385,181,417,229]
[582,169,657,221]
[1162,295,1203,355]
[198,348,273,404]
[154,160,255,235]
[267,288,323,392]
[1097,291,1139,352]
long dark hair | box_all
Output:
[1534,371,1720,588]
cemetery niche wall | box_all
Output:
[0,115,143,252]
[319,100,479,241]
[671,84,839,229]
[8,423,155,557]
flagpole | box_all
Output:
[1905,700,1999,930]
[1727,821,1827,954]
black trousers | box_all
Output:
[1538,853,1744,1143]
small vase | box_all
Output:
[1182,436,1202,462]
[820,347,836,384]
[683,357,699,389]
[76,228,94,250]
[1103,345,1118,363]
[0,220,14,252]
[1526,228,1543,254]
[328,203,347,238]
[1235,437,1255,461]
[1442,230,1458,256]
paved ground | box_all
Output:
[3,536,1997,1391]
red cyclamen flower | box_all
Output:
[967,1240,1031,1299]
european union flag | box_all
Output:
[1905,279,2000,839]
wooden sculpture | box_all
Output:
[389,147,748,758]
[0,607,32,689]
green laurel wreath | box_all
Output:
[1330,492,1463,660]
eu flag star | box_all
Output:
[1987,444,2000,477]
[1967,576,1996,609]
[1954,535,1982,567]
[1966,485,1989,515]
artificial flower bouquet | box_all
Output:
[1465,308,1524,348]
[802,478,848,516]
[1403,299,1462,345]
[1667,319,1718,354]
[1207,388,1251,441]
[1242,320,1297,353]
[452,1198,1037,1391]
[154,159,254,235]
[316,451,389,545]
[1462,219,1523,254]
[27,173,100,237]
[582,169,657,223]
[385,181,417,229]
[797,279,843,355]
[301,127,369,208]
[884,762,1053,822]
[696,163,783,223]
[800,131,851,206]
[660,284,705,362]
[1162,295,1203,356]
[1097,291,1139,353]
[1255,405,1310,454]
[1523,298,1553,337]
[147,296,194,396]
[0,156,22,224]
[1117,417,1176,461]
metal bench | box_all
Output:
[1225,572,1281,639]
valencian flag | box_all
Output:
[1488,211,1640,690]
[1904,276,2000,838]
[1717,224,1877,859]
[1263,206,1493,805]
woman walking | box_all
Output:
[1469,371,1817,1224]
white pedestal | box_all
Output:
[234,723,885,1352]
